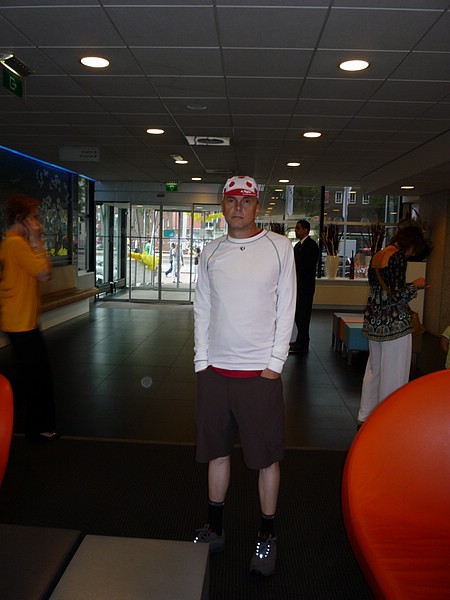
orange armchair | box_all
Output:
[342,370,450,600]
[0,374,14,487]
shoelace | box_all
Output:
[194,528,210,542]
[255,539,272,559]
[194,526,217,543]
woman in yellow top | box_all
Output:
[0,194,59,442]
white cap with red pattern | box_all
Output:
[222,175,259,198]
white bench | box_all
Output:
[50,535,209,600]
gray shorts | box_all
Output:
[195,367,285,470]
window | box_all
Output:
[349,191,357,204]
[75,176,90,271]
[335,191,343,204]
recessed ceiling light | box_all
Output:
[80,56,109,68]
[146,128,164,135]
[192,177,202,181]
[339,59,369,72]
[303,131,321,139]
[287,162,300,167]
[401,185,415,190]
[279,179,289,183]
[175,159,188,164]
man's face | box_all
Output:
[295,223,308,240]
[221,195,260,231]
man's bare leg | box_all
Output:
[258,461,280,515]
[208,455,231,502]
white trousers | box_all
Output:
[358,335,412,422]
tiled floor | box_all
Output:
[0,302,444,450]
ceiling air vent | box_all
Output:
[185,136,230,146]
[205,169,233,175]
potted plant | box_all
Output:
[269,222,286,236]
[321,224,341,278]
[365,222,386,256]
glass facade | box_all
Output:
[1,145,409,296]
[258,185,401,279]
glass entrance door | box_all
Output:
[95,201,224,303]
[159,207,192,301]
[95,203,129,291]
[128,204,161,300]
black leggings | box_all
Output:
[6,328,56,438]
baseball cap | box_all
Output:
[222,175,259,198]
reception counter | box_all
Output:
[313,262,426,315]
[313,278,369,310]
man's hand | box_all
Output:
[260,368,280,380]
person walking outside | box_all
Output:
[165,241,183,283]
[193,246,201,283]
[192,175,296,576]
[357,224,428,427]
[164,242,176,278]
[0,194,59,442]
[289,219,319,354]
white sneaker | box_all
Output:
[193,524,225,554]
[250,534,277,576]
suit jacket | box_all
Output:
[294,236,319,286]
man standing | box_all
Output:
[290,219,319,354]
[193,176,296,576]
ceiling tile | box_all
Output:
[1,0,450,192]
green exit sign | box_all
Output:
[2,67,23,98]
[166,182,178,192]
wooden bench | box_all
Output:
[40,265,98,313]
[0,266,97,348]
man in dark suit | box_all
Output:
[290,220,319,354]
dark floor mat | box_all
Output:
[0,436,372,600]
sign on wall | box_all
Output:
[2,67,22,98]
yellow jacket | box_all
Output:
[0,230,49,332]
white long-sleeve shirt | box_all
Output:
[194,230,296,374]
